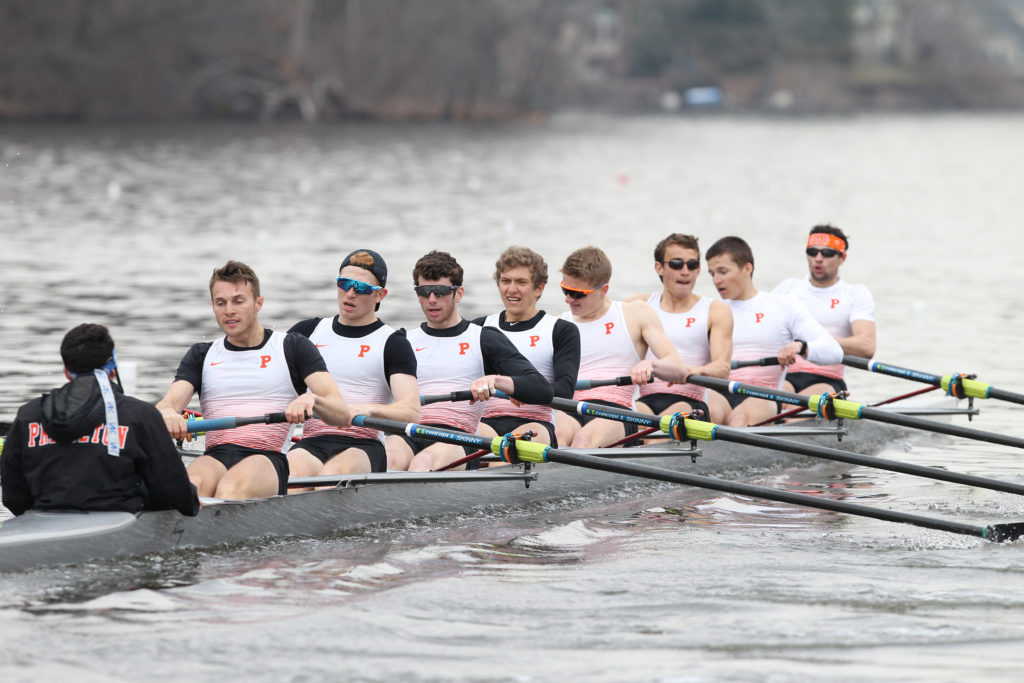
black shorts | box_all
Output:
[561,399,639,436]
[636,393,710,420]
[481,415,558,447]
[205,443,289,496]
[713,389,782,413]
[291,434,387,473]
[786,372,848,395]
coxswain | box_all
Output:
[2,323,199,517]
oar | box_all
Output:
[688,375,1024,451]
[545,397,1024,498]
[350,415,1024,543]
[844,355,1024,405]
[731,357,781,369]
[575,376,655,390]
[185,412,288,434]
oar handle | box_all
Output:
[575,376,655,390]
[730,357,781,369]
[185,412,288,434]
[421,389,511,405]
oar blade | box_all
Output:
[984,522,1024,543]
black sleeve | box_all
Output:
[479,327,554,405]
[173,342,212,396]
[132,402,200,516]
[288,317,322,338]
[284,333,329,394]
[551,319,581,399]
[0,417,33,516]
[470,315,487,326]
[383,331,417,384]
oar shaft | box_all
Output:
[549,395,1024,497]
[712,425,1024,497]
[845,355,1024,406]
[688,374,1024,451]
[353,414,1024,543]
[541,449,996,541]
[185,412,287,434]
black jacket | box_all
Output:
[1,375,200,516]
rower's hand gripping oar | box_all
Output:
[687,374,1024,451]
[845,354,1024,406]
[350,414,1024,543]
[184,412,288,435]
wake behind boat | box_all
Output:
[0,400,962,574]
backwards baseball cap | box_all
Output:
[340,249,387,288]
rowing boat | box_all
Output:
[0,399,965,573]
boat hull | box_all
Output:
[0,416,931,573]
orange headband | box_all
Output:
[807,233,846,254]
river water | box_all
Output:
[1,114,1024,681]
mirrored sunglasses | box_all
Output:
[337,277,382,294]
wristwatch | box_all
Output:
[795,339,808,356]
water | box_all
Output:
[2,114,1024,680]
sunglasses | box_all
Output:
[560,281,605,300]
[414,284,458,298]
[336,277,382,295]
[806,247,842,258]
[664,258,700,271]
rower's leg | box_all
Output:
[385,435,414,471]
[571,417,626,449]
[408,442,466,472]
[186,455,228,498]
[707,390,731,425]
[728,397,779,427]
[798,381,837,397]
[555,412,581,448]
[319,447,372,476]
[214,454,281,500]
[286,448,323,493]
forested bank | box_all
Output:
[2,0,1023,122]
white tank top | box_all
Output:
[408,323,486,433]
[639,293,710,403]
[773,277,875,380]
[302,318,395,442]
[561,301,639,407]
[481,312,556,423]
[200,331,297,451]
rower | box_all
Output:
[384,250,553,472]
[1,324,199,517]
[286,249,419,481]
[626,233,733,424]
[473,246,581,446]
[556,245,688,448]
[705,236,843,426]
[773,224,876,396]
[156,260,351,500]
